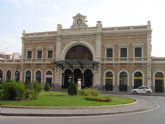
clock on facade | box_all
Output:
[77,19,82,25]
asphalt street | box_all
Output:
[0,95,164,124]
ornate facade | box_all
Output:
[0,13,165,93]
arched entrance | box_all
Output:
[61,45,94,89]
[73,69,82,85]
[45,71,53,87]
[25,70,31,85]
[6,70,12,81]
[119,71,128,91]
[63,69,72,88]
[155,72,164,92]
[35,71,41,83]
[15,71,20,82]
[105,71,113,91]
[84,69,93,88]
[134,71,143,88]
[0,69,3,81]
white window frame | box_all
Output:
[119,47,128,61]
[105,47,114,61]
[134,45,143,61]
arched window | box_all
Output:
[65,45,93,60]
[155,72,164,92]
[6,70,12,80]
[25,70,31,85]
[0,69,3,81]
[134,71,143,88]
[15,71,20,82]
[105,71,113,91]
[36,71,41,83]
[46,71,53,87]
[119,71,128,91]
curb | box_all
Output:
[0,104,158,117]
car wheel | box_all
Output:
[146,91,151,94]
[133,91,137,94]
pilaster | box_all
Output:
[147,21,152,86]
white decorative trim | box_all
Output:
[104,70,115,86]
[117,70,129,86]
[153,70,165,87]
[119,47,128,61]
[132,70,144,86]
[61,41,96,60]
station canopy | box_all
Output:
[53,60,99,70]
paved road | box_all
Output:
[0,95,164,124]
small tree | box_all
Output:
[68,82,78,96]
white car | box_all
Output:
[132,86,152,94]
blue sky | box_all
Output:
[0,0,165,57]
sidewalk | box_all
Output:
[0,98,158,117]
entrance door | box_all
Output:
[155,72,164,92]
[63,69,72,88]
[84,69,93,88]
[134,72,143,88]
[73,69,82,84]
[105,71,113,91]
[119,72,128,91]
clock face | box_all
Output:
[77,19,82,25]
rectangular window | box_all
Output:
[106,48,113,61]
[120,48,127,57]
[106,48,113,57]
[120,48,127,61]
[135,47,142,57]
[27,51,32,59]
[37,50,42,59]
[48,50,53,59]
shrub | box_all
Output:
[85,96,112,102]
[79,88,100,96]
[1,81,25,100]
[68,82,77,96]
[44,82,50,91]
[25,81,42,99]
[32,81,42,94]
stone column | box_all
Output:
[93,21,102,89]
[55,24,63,87]
[147,21,152,86]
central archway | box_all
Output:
[62,44,94,89]
[65,45,93,60]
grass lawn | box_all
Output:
[0,91,135,107]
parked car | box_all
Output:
[132,86,152,94]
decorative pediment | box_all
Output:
[71,13,88,28]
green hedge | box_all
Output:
[79,88,100,96]
[85,96,112,102]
